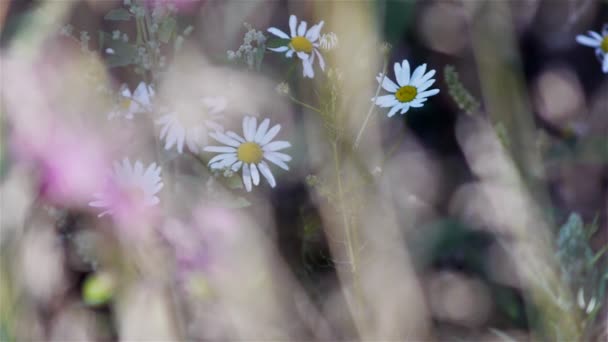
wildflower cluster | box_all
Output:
[227,23,267,70]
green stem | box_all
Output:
[289,95,321,113]
[332,141,361,320]
[353,58,388,150]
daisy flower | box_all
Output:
[373,60,440,117]
[267,14,326,78]
[89,158,163,218]
[204,116,291,192]
[576,24,608,73]
[156,96,227,154]
[108,82,155,120]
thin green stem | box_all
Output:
[289,95,322,113]
[353,58,388,150]
[332,142,357,275]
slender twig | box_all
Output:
[353,58,388,150]
[289,95,322,113]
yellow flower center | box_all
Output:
[601,36,608,53]
[395,85,418,103]
[237,142,263,164]
[290,36,313,53]
[120,97,132,110]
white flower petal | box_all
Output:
[297,21,307,36]
[264,153,289,170]
[266,151,291,162]
[263,140,291,151]
[268,27,290,39]
[374,94,399,108]
[576,34,601,47]
[603,55,608,73]
[414,69,436,88]
[258,161,276,187]
[226,131,246,143]
[387,104,401,117]
[394,62,404,86]
[204,146,237,153]
[417,79,436,92]
[376,74,399,93]
[260,124,281,145]
[417,88,440,99]
[209,132,241,147]
[410,64,427,84]
[208,152,237,165]
[231,161,243,172]
[306,21,324,41]
[242,163,252,192]
[254,119,270,143]
[289,15,297,37]
[250,163,260,185]
[315,49,325,71]
[399,104,410,114]
[269,46,289,52]
[401,60,411,85]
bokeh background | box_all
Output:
[1,0,607,341]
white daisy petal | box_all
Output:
[208,152,237,165]
[603,55,608,73]
[315,49,325,71]
[266,151,292,162]
[210,132,241,147]
[417,79,436,92]
[254,119,270,143]
[268,27,290,39]
[399,104,410,114]
[576,34,601,47]
[231,161,243,172]
[242,163,252,192]
[264,153,289,170]
[376,74,399,93]
[401,60,411,85]
[263,140,291,151]
[268,46,290,52]
[306,21,324,41]
[289,15,297,37]
[417,88,440,98]
[374,94,399,107]
[589,31,603,41]
[250,163,260,186]
[410,64,427,84]
[414,69,436,87]
[297,21,307,36]
[258,161,276,188]
[387,104,401,117]
[204,146,237,153]
[260,124,281,145]
[226,131,246,143]
[394,62,404,86]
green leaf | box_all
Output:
[223,196,251,209]
[158,17,176,44]
[267,38,290,49]
[225,174,243,189]
[102,32,138,68]
[104,8,131,21]
[82,273,115,306]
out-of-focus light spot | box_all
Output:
[418,3,467,55]
[427,271,493,327]
[533,66,584,127]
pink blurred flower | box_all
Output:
[9,125,110,207]
[89,158,163,233]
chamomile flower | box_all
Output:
[267,14,326,78]
[108,82,155,120]
[576,24,608,73]
[373,60,440,117]
[156,96,227,154]
[89,158,163,218]
[204,116,291,192]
